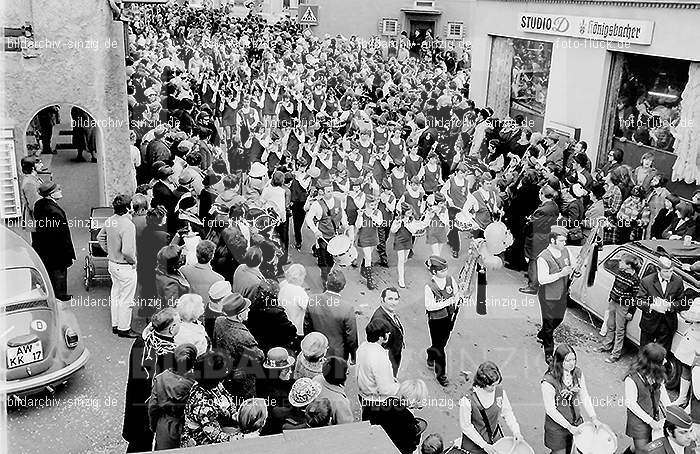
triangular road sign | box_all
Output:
[299,6,317,24]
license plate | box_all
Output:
[6,341,43,369]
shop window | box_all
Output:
[613,54,689,153]
[381,18,399,36]
[446,22,463,40]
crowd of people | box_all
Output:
[16,1,700,453]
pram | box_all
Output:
[83,207,113,290]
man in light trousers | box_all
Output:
[98,194,140,338]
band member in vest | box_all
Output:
[387,127,406,167]
[305,182,348,289]
[405,144,423,182]
[520,185,560,295]
[424,192,450,257]
[642,405,696,454]
[623,343,670,454]
[357,128,376,162]
[290,166,319,250]
[345,148,364,181]
[356,194,383,290]
[541,343,600,454]
[464,173,502,238]
[345,178,366,244]
[424,256,459,387]
[419,152,443,195]
[389,162,408,199]
[459,362,522,454]
[390,202,414,289]
[440,162,470,258]
[535,225,573,362]
[377,182,396,268]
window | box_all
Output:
[415,0,435,7]
[603,248,643,277]
[382,18,399,36]
[446,22,463,40]
[613,54,689,153]
[1,268,48,306]
[509,38,553,131]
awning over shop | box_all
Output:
[401,8,443,15]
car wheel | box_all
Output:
[666,354,681,390]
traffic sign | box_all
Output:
[297,5,319,25]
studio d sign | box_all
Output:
[519,13,654,45]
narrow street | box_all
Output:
[8,147,637,453]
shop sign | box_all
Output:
[519,13,654,45]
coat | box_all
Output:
[32,197,75,269]
[367,397,423,454]
[662,218,696,240]
[213,317,265,399]
[232,265,264,300]
[123,330,176,448]
[635,273,686,335]
[313,375,354,425]
[155,269,190,307]
[524,199,559,259]
[20,173,42,232]
[148,369,195,450]
[246,303,297,353]
[304,291,358,362]
[643,436,695,454]
[136,228,169,301]
[179,263,224,308]
[369,307,404,377]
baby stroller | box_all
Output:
[84,207,113,291]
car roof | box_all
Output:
[633,240,700,259]
[1,225,44,269]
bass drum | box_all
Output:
[327,235,357,267]
[573,422,617,454]
[247,207,280,234]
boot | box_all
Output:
[672,377,691,407]
[360,260,368,278]
[366,265,376,290]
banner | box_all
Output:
[519,13,654,45]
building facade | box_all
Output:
[300,0,474,56]
[470,0,700,197]
[1,0,132,212]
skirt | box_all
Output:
[357,226,379,248]
[393,226,413,251]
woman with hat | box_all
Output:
[459,362,523,454]
[541,343,600,454]
[294,332,329,380]
[424,192,450,257]
[181,351,243,447]
[391,201,415,288]
[356,193,384,290]
[622,343,671,454]
[257,347,296,410]
[424,255,459,387]
[262,377,323,435]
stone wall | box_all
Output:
[1,0,133,205]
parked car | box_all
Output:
[1,225,89,396]
[569,239,699,388]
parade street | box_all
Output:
[6,150,639,453]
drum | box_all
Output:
[327,235,357,267]
[573,422,617,454]
[247,207,280,233]
[406,220,427,237]
[493,436,535,454]
[454,211,474,231]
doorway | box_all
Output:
[409,20,434,40]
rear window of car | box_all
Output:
[1,268,48,306]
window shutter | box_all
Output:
[0,129,21,219]
[378,19,384,35]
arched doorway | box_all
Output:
[24,103,106,222]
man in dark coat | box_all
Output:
[145,127,171,174]
[369,287,405,377]
[304,269,358,363]
[151,165,178,233]
[122,308,180,453]
[520,184,559,294]
[32,181,75,301]
[634,256,687,357]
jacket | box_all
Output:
[635,273,686,334]
[148,369,195,450]
[213,317,265,397]
[313,375,355,425]
[369,306,404,377]
[304,291,358,362]
[179,263,224,307]
[643,437,695,454]
[246,302,297,353]
[232,265,265,300]
[155,269,190,307]
[32,197,75,269]
[20,173,42,232]
[525,199,559,259]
